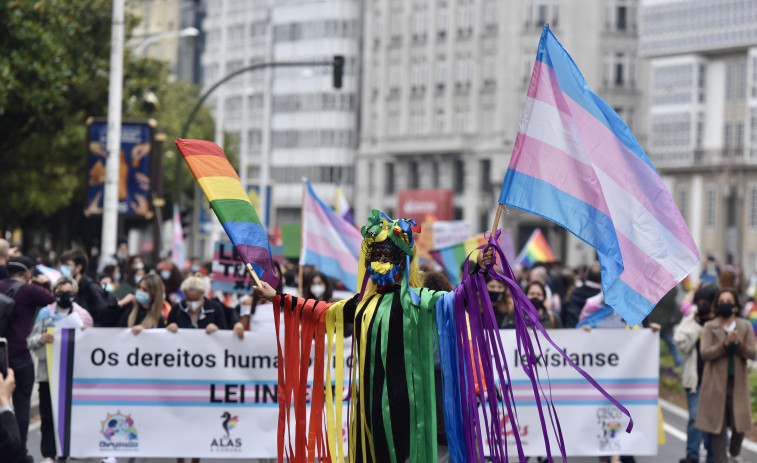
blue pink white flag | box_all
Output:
[499,26,699,326]
[172,204,186,271]
[301,180,362,292]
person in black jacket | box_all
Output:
[0,369,32,463]
[561,263,602,328]
[166,276,244,338]
[59,249,115,326]
[118,274,166,333]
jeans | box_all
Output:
[686,388,713,462]
[661,328,685,368]
[9,356,34,450]
[39,382,56,459]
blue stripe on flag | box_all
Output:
[604,278,654,328]
[222,221,272,251]
[303,251,358,293]
[535,26,655,171]
[499,169,624,282]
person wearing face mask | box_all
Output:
[157,260,184,303]
[0,256,55,452]
[117,274,167,334]
[673,282,719,463]
[59,249,112,326]
[27,276,92,462]
[695,288,757,463]
[167,276,244,338]
[302,271,333,302]
[484,273,515,328]
[525,281,562,329]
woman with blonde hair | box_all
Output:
[117,273,166,333]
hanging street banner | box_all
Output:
[48,327,658,458]
[85,118,155,218]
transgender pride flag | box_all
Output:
[499,26,699,326]
[301,180,362,292]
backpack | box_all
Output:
[0,281,24,338]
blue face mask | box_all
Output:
[135,290,151,306]
[160,270,171,280]
[60,264,72,278]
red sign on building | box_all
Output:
[397,189,453,222]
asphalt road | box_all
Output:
[24,399,757,462]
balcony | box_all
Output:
[693,148,748,165]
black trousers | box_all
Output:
[9,356,34,450]
[39,381,56,458]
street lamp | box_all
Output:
[131,26,200,55]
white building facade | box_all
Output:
[356,0,646,264]
[641,0,757,274]
[201,0,360,227]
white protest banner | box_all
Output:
[485,328,659,457]
[50,327,657,458]
[431,220,471,248]
[49,328,351,459]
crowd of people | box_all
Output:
[0,234,756,463]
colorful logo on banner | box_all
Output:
[596,406,624,452]
[99,411,138,451]
[210,411,242,453]
[86,120,154,218]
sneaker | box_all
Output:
[39,459,55,463]
[729,456,746,463]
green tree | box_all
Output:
[0,1,217,254]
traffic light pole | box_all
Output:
[176,56,344,254]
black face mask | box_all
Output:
[717,303,735,318]
[489,291,505,303]
[696,303,712,324]
[56,292,74,309]
[529,297,544,310]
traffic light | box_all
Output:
[333,55,344,89]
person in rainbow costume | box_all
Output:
[254,210,630,463]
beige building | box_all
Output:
[355,0,646,264]
[641,0,757,276]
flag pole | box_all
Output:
[298,176,307,296]
[490,203,504,234]
[245,263,263,287]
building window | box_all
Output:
[453,207,464,220]
[484,0,498,32]
[479,159,491,193]
[384,163,395,195]
[390,7,403,42]
[437,2,448,39]
[435,109,445,133]
[724,122,733,149]
[705,185,716,228]
[615,59,624,86]
[409,161,419,189]
[617,6,627,30]
[435,55,447,91]
[677,186,688,223]
[750,185,757,228]
[432,161,440,188]
[482,53,496,89]
[454,159,465,193]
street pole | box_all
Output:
[101,0,125,264]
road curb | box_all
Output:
[660,398,757,453]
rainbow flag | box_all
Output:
[747,305,757,337]
[498,26,699,326]
[429,236,487,285]
[516,228,556,268]
[301,179,362,292]
[175,138,280,289]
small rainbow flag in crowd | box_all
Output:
[515,228,556,268]
[430,235,488,285]
[747,305,757,337]
[175,138,280,289]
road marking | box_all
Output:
[660,398,688,420]
[663,422,687,442]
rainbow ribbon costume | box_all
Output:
[274,211,631,463]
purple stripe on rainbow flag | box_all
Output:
[499,25,699,326]
[57,329,69,456]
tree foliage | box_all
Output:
[0,1,216,252]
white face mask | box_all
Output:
[310,284,326,298]
[186,300,203,312]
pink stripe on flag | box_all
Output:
[509,383,657,390]
[512,394,657,402]
[528,60,698,258]
[304,195,362,250]
[303,231,358,272]
[616,231,678,303]
[72,395,208,402]
[73,384,208,390]
[511,133,611,217]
